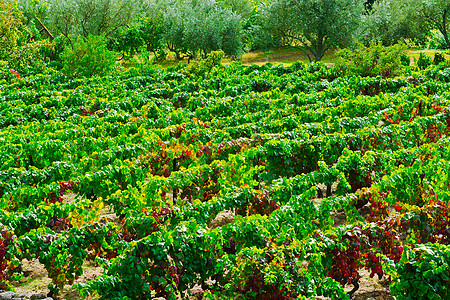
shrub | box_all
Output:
[0,1,51,74]
[400,54,410,66]
[183,50,224,76]
[8,40,52,74]
[61,35,117,77]
[43,35,69,62]
[433,52,446,65]
[154,49,168,62]
[127,50,158,76]
[417,53,432,70]
[107,25,144,57]
[0,61,11,82]
[335,40,407,77]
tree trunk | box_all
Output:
[445,33,450,51]
[313,34,326,61]
[326,184,332,198]
[442,9,450,50]
[313,49,325,62]
[174,49,182,60]
[167,42,182,60]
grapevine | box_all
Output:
[0,62,449,299]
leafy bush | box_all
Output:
[335,40,407,77]
[433,52,446,65]
[0,1,51,74]
[61,35,117,77]
[383,243,450,300]
[9,40,53,73]
[41,35,67,62]
[183,50,224,76]
[400,54,411,66]
[127,50,157,76]
[0,61,10,82]
[107,25,144,57]
[154,49,168,62]
[0,2,24,60]
[417,53,433,70]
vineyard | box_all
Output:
[0,61,450,299]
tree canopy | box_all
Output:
[45,0,140,45]
[4,0,450,67]
[164,0,243,59]
[358,0,428,46]
[256,0,365,61]
[409,0,450,49]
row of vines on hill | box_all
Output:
[0,61,449,299]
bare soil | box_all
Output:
[12,259,103,300]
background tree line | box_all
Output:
[1,0,450,76]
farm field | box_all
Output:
[0,61,450,300]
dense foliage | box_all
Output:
[358,0,427,46]
[359,0,450,49]
[254,0,364,61]
[0,59,450,299]
[60,35,117,77]
[0,1,51,73]
[335,41,408,77]
[408,0,450,49]
[163,0,243,59]
[2,0,450,77]
[38,0,245,60]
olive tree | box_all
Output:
[164,2,189,60]
[256,0,365,61]
[138,0,166,53]
[407,0,450,49]
[216,0,253,19]
[45,0,140,45]
[164,0,243,60]
[357,0,428,46]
